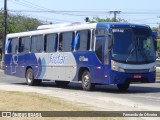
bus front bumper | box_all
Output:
[110,70,156,84]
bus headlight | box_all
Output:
[149,66,156,72]
[111,60,125,72]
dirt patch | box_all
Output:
[0,91,128,120]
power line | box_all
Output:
[22,0,49,9]
[5,1,160,16]
[3,0,160,27]
[6,9,160,16]
[7,11,75,23]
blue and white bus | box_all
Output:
[4,22,156,91]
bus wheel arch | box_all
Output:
[25,66,32,78]
[78,67,90,81]
[25,67,42,86]
[78,67,95,91]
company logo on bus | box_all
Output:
[49,54,66,65]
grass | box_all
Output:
[157,39,160,51]
[156,74,160,78]
[0,91,87,111]
[0,91,128,120]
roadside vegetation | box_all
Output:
[157,39,160,51]
[0,11,42,41]
[0,91,128,120]
[0,11,43,62]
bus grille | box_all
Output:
[124,69,149,73]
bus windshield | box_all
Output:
[111,28,156,64]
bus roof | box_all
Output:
[96,22,151,29]
[6,22,151,38]
[7,23,97,38]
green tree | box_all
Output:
[0,11,42,43]
[87,16,127,23]
[152,27,158,31]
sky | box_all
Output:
[0,0,160,28]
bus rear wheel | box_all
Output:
[26,68,42,86]
[117,84,130,91]
[81,70,95,91]
[55,81,70,86]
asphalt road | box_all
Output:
[0,70,160,111]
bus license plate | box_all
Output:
[134,75,142,78]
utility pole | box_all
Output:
[109,11,121,22]
[2,0,7,69]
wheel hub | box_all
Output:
[83,75,89,87]
[27,72,32,83]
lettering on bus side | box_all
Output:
[79,56,88,62]
[49,54,66,65]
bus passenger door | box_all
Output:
[94,35,110,84]
[103,35,112,84]
[94,36,105,83]
[17,53,26,77]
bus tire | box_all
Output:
[55,81,70,86]
[82,70,95,91]
[117,84,130,91]
[26,68,41,86]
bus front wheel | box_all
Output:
[26,68,41,86]
[81,70,95,91]
[117,84,130,91]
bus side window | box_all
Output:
[91,29,95,50]
[62,32,74,52]
[74,32,80,50]
[95,38,103,62]
[11,38,19,54]
[31,35,43,53]
[77,30,91,51]
[19,36,30,53]
[6,39,12,54]
[45,34,58,52]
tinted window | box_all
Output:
[91,29,95,50]
[31,35,43,53]
[19,36,30,53]
[62,32,74,52]
[9,38,19,54]
[6,39,12,54]
[77,30,90,51]
[45,34,58,52]
[95,38,103,62]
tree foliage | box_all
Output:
[88,16,127,23]
[152,27,158,31]
[0,11,42,44]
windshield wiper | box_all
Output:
[126,45,135,63]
